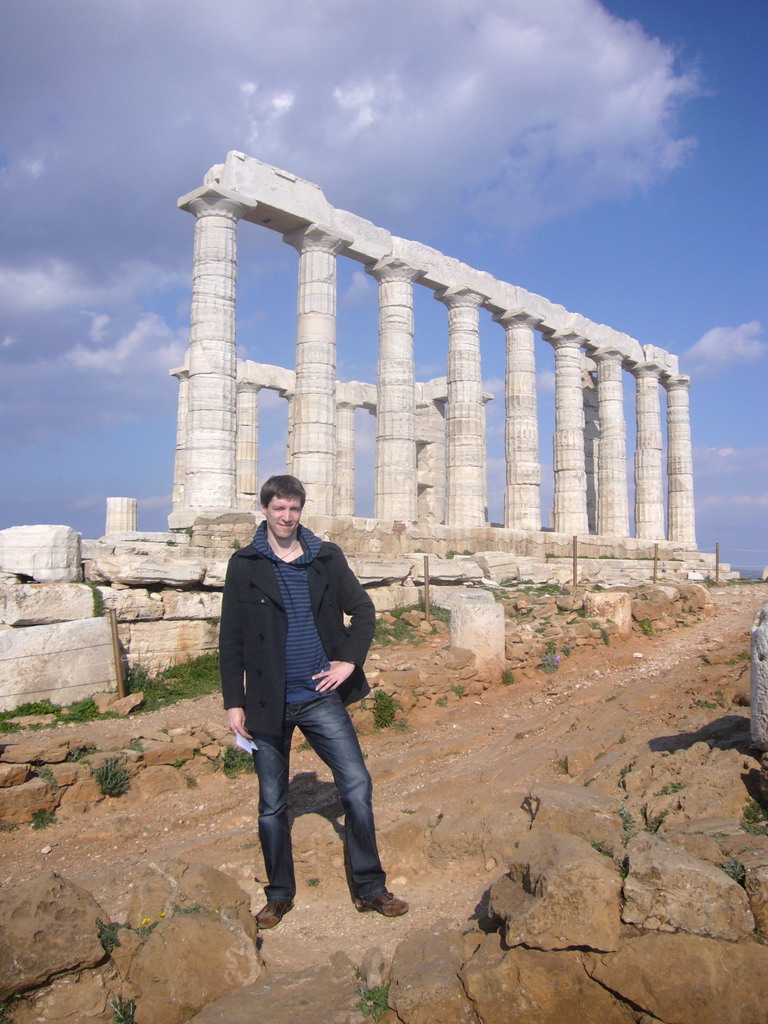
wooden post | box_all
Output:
[108,608,126,699]
[653,543,659,584]
[715,542,720,585]
[572,536,578,586]
[423,555,431,623]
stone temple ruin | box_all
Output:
[166,150,696,560]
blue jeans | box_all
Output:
[252,692,386,902]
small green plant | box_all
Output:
[31,809,56,830]
[561,644,571,657]
[306,877,320,887]
[450,684,465,697]
[370,689,400,729]
[638,619,655,637]
[185,775,198,789]
[555,757,569,775]
[231,538,241,550]
[718,859,746,886]
[94,757,131,797]
[125,653,221,712]
[357,984,390,1022]
[599,627,610,646]
[538,642,561,675]
[642,805,669,834]
[221,746,254,778]
[129,739,144,753]
[109,996,136,1024]
[742,798,768,835]
[97,918,126,954]
[1,823,18,832]
[618,734,627,744]
[435,696,447,707]
[591,840,615,859]
[694,699,718,709]
[502,669,515,686]
[66,744,100,761]
[656,782,685,796]
[87,582,106,617]
[618,803,636,843]
[36,765,58,790]
[618,762,634,783]
[65,697,101,723]
[430,604,451,625]
[205,617,221,627]
[445,549,459,559]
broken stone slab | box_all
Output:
[471,551,521,583]
[8,963,116,1024]
[0,872,107,1000]
[448,591,505,685]
[588,932,768,1024]
[388,923,481,1024]
[622,832,755,940]
[489,829,622,952]
[97,586,164,621]
[85,554,208,587]
[162,589,223,620]
[0,582,95,626]
[751,603,768,751]
[0,525,82,583]
[92,691,143,715]
[583,590,632,636]
[0,616,115,713]
[118,619,218,672]
[0,762,31,786]
[0,776,57,825]
[0,737,74,763]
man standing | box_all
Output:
[220,474,408,929]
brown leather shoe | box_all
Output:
[256,899,294,929]
[354,891,409,917]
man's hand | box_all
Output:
[312,661,355,692]
[227,706,252,739]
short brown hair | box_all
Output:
[260,474,306,509]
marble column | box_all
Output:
[582,367,599,534]
[549,331,589,535]
[664,374,696,546]
[416,386,446,523]
[236,381,261,510]
[105,498,137,534]
[594,348,629,537]
[494,310,542,531]
[367,257,421,522]
[283,225,349,516]
[335,400,357,517]
[436,287,487,528]
[172,188,256,525]
[633,365,665,540]
[169,366,189,512]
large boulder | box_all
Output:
[588,932,768,1024]
[622,832,755,940]
[489,829,622,951]
[0,525,81,583]
[460,934,634,1024]
[0,872,107,1000]
[388,923,480,1024]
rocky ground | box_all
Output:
[2,581,767,1023]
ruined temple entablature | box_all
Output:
[170,152,696,550]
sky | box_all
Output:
[0,0,765,573]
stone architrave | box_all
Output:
[494,310,542,531]
[335,399,357,517]
[582,366,599,534]
[236,381,261,511]
[367,257,422,522]
[633,364,665,540]
[593,348,629,537]
[664,374,696,545]
[105,497,137,535]
[283,225,350,515]
[169,365,189,512]
[172,187,257,525]
[436,286,488,528]
[751,604,768,751]
[548,331,589,535]
[0,525,82,583]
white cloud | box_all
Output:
[1,335,15,348]
[684,321,765,377]
[66,313,185,375]
[342,270,374,306]
[537,370,556,391]
[694,445,768,478]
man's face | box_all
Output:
[262,495,303,542]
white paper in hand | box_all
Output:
[235,733,258,753]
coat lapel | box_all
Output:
[238,550,285,609]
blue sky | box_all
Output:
[0,0,765,572]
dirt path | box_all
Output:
[1,583,765,974]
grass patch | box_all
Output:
[125,653,221,712]
[31,809,56,830]
[109,996,136,1024]
[356,984,390,1022]
[97,918,128,954]
[742,798,768,835]
[638,618,655,637]
[502,669,515,686]
[718,858,746,886]
[220,746,254,778]
[368,689,401,729]
[618,803,637,843]
[306,877,320,887]
[656,782,685,796]
[94,757,131,797]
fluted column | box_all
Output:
[582,368,599,534]
[171,188,256,525]
[335,401,356,517]
[549,331,589,535]
[664,374,696,545]
[633,365,665,539]
[105,498,137,534]
[236,381,261,510]
[170,366,189,511]
[367,257,421,522]
[494,310,542,530]
[436,287,487,527]
[594,348,629,537]
[283,225,349,515]
[416,387,446,523]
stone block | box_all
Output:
[388,924,477,1024]
[0,872,107,1000]
[751,604,768,751]
[84,552,206,587]
[472,552,520,583]
[0,582,95,626]
[0,525,81,583]
[584,590,632,635]
[97,586,163,621]
[0,617,115,712]
[449,592,505,684]
[162,590,222,620]
[0,776,57,825]
[622,833,754,940]
[120,619,219,672]
[0,763,31,787]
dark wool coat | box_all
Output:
[219,537,375,737]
